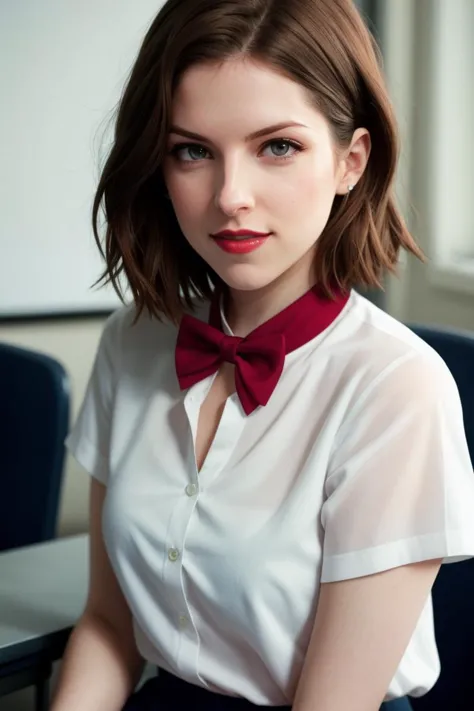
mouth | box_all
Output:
[212,233,271,254]
[211,230,272,241]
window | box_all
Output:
[425,0,474,294]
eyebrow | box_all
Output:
[168,122,309,143]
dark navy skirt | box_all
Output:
[122,668,414,710]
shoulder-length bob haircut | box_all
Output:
[92,0,424,324]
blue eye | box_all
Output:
[168,138,304,163]
[169,143,210,162]
[261,139,302,159]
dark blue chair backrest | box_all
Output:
[407,324,474,711]
[0,342,70,552]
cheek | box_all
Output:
[278,159,337,216]
[166,172,209,231]
[277,164,338,248]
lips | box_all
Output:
[219,234,263,241]
[212,230,272,241]
[212,234,271,254]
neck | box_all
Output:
[224,269,317,338]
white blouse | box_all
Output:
[66,290,474,705]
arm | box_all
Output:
[293,352,473,709]
[50,479,145,711]
[293,559,441,711]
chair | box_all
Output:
[407,324,474,711]
[0,342,70,711]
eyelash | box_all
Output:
[168,138,304,164]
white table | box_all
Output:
[0,535,88,666]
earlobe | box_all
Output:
[335,183,356,196]
[335,182,355,196]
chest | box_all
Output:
[194,362,236,472]
[105,360,341,591]
[109,350,344,501]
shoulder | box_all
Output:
[337,291,460,411]
[98,297,211,371]
[326,294,467,476]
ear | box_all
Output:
[335,128,371,195]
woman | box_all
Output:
[51,1,474,710]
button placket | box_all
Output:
[161,458,200,674]
[171,376,245,683]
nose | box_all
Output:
[214,159,255,216]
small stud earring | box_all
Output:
[348,184,355,193]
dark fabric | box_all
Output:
[122,669,414,710]
[386,699,413,711]
[0,342,70,551]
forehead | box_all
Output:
[170,57,329,139]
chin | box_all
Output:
[213,262,279,293]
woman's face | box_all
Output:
[163,57,368,295]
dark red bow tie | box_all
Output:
[175,285,350,415]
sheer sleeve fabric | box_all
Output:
[321,352,474,582]
[65,310,123,485]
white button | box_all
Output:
[179,615,188,629]
[185,483,198,497]
[168,548,180,562]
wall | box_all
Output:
[1,0,165,318]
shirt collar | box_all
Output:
[210,283,351,355]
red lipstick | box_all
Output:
[211,229,272,254]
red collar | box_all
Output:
[208,283,350,355]
[176,285,350,415]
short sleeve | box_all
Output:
[321,351,474,583]
[65,309,123,485]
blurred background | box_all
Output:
[0,2,473,707]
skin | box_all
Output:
[163,56,370,336]
[163,56,442,710]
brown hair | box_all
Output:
[92,0,424,325]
